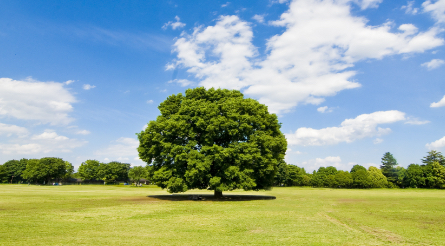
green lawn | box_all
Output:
[1,185,444,245]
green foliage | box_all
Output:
[350,164,366,174]
[422,150,445,166]
[286,165,310,186]
[352,169,372,188]
[334,171,353,188]
[367,166,388,188]
[424,161,445,188]
[274,160,288,186]
[0,165,7,183]
[380,152,399,184]
[128,166,148,184]
[97,162,130,184]
[404,164,425,188]
[78,160,101,180]
[311,166,338,187]
[137,87,287,194]
[2,159,28,183]
[22,158,68,183]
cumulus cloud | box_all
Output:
[169,0,444,114]
[252,14,266,23]
[221,2,230,7]
[83,84,96,90]
[317,106,333,113]
[0,123,28,137]
[421,58,445,70]
[430,95,445,107]
[0,77,76,125]
[76,130,91,135]
[95,137,144,165]
[297,156,344,172]
[64,80,75,85]
[162,16,186,30]
[404,117,430,125]
[423,0,445,24]
[0,130,86,154]
[402,1,419,14]
[373,138,384,144]
[146,100,154,104]
[426,136,445,149]
[168,79,194,87]
[286,110,406,146]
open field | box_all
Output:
[1,185,444,245]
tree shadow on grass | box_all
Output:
[147,194,276,202]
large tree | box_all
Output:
[137,87,287,197]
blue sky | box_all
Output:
[1,0,444,172]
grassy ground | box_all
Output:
[1,185,444,245]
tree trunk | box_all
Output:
[214,190,223,198]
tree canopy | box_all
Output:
[137,87,287,196]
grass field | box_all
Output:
[1,185,444,245]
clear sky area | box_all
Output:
[0,0,444,171]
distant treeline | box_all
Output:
[0,158,138,185]
[1,151,445,188]
[275,151,445,189]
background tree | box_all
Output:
[22,158,67,184]
[0,165,7,183]
[97,162,130,184]
[422,150,445,166]
[424,161,445,188]
[334,171,353,188]
[380,152,398,184]
[368,166,388,188]
[286,165,310,186]
[78,160,101,181]
[129,166,148,185]
[2,159,28,183]
[137,87,287,197]
[403,164,425,188]
[352,169,371,188]
[274,161,288,186]
[350,164,367,174]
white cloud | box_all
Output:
[76,130,91,135]
[423,0,445,24]
[146,100,154,104]
[402,1,419,14]
[168,79,194,87]
[426,136,445,150]
[252,14,266,23]
[95,137,144,165]
[431,95,445,107]
[421,58,445,70]
[404,117,430,125]
[317,106,333,113]
[162,16,186,30]
[298,156,344,172]
[0,77,76,125]
[286,110,406,146]
[221,2,230,7]
[169,0,443,114]
[0,123,28,137]
[83,84,96,90]
[0,130,86,154]
[64,80,75,85]
[373,138,384,144]
[354,0,383,10]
